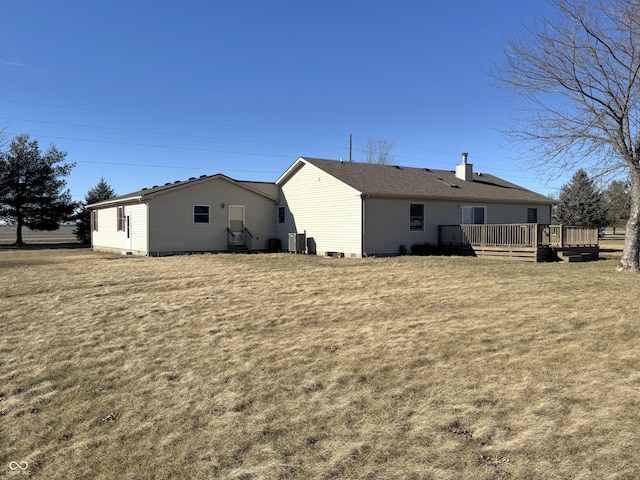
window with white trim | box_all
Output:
[117,206,126,231]
[193,205,210,223]
[462,206,486,224]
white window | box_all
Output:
[462,206,486,224]
[117,206,126,231]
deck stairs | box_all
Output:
[554,249,598,262]
[229,243,249,254]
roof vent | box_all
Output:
[437,177,458,188]
[174,180,181,183]
[189,177,196,180]
[141,187,147,191]
[165,182,171,185]
[152,185,158,188]
[200,174,207,178]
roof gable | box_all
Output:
[281,157,553,205]
[87,174,278,209]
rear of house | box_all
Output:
[277,157,553,257]
[89,155,554,258]
[89,175,278,256]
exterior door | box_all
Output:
[228,205,245,244]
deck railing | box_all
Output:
[439,224,598,248]
[540,225,599,247]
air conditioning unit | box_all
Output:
[288,232,306,253]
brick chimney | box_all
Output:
[455,152,473,182]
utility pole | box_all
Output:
[349,134,352,162]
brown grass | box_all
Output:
[1,249,638,479]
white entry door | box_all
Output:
[228,205,245,244]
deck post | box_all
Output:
[559,225,564,247]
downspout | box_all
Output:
[361,194,368,257]
[145,201,150,256]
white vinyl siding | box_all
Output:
[147,177,276,254]
[91,202,148,255]
[277,162,362,257]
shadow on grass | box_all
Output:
[0,242,90,251]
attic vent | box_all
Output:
[141,187,147,191]
[189,177,196,180]
[152,185,158,188]
[165,182,171,185]
[200,174,207,178]
[424,168,430,172]
[437,178,458,188]
[393,165,403,169]
[174,180,181,183]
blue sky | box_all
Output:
[1,1,561,201]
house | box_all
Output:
[88,174,278,256]
[274,155,554,257]
[88,154,556,258]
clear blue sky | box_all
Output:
[1,1,561,201]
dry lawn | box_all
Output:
[0,248,638,479]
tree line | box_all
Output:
[0,133,116,245]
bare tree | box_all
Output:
[498,0,640,271]
[362,138,395,165]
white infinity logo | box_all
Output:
[9,461,28,471]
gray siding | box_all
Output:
[364,198,459,255]
[364,198,553,256]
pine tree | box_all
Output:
[73,178,116,243]
[603,180,630,233]
[0,134,76,245]
[553,169,608,229]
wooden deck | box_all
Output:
[439,224,599,262]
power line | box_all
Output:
[0,98,347,138]
[0,116,346,151]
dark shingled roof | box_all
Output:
[87,173,277,208]
[300,158,553,205]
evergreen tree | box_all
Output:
[553,169,608,229]
[0,134,76,245]
[73,178,116,243]
[603,180,631,233]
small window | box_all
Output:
[194,205,209,223]
[527,208,538,223]
[278,206,285,224]
[91,211,98,231]
[410,204,424,231]
[117,206,125,231]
